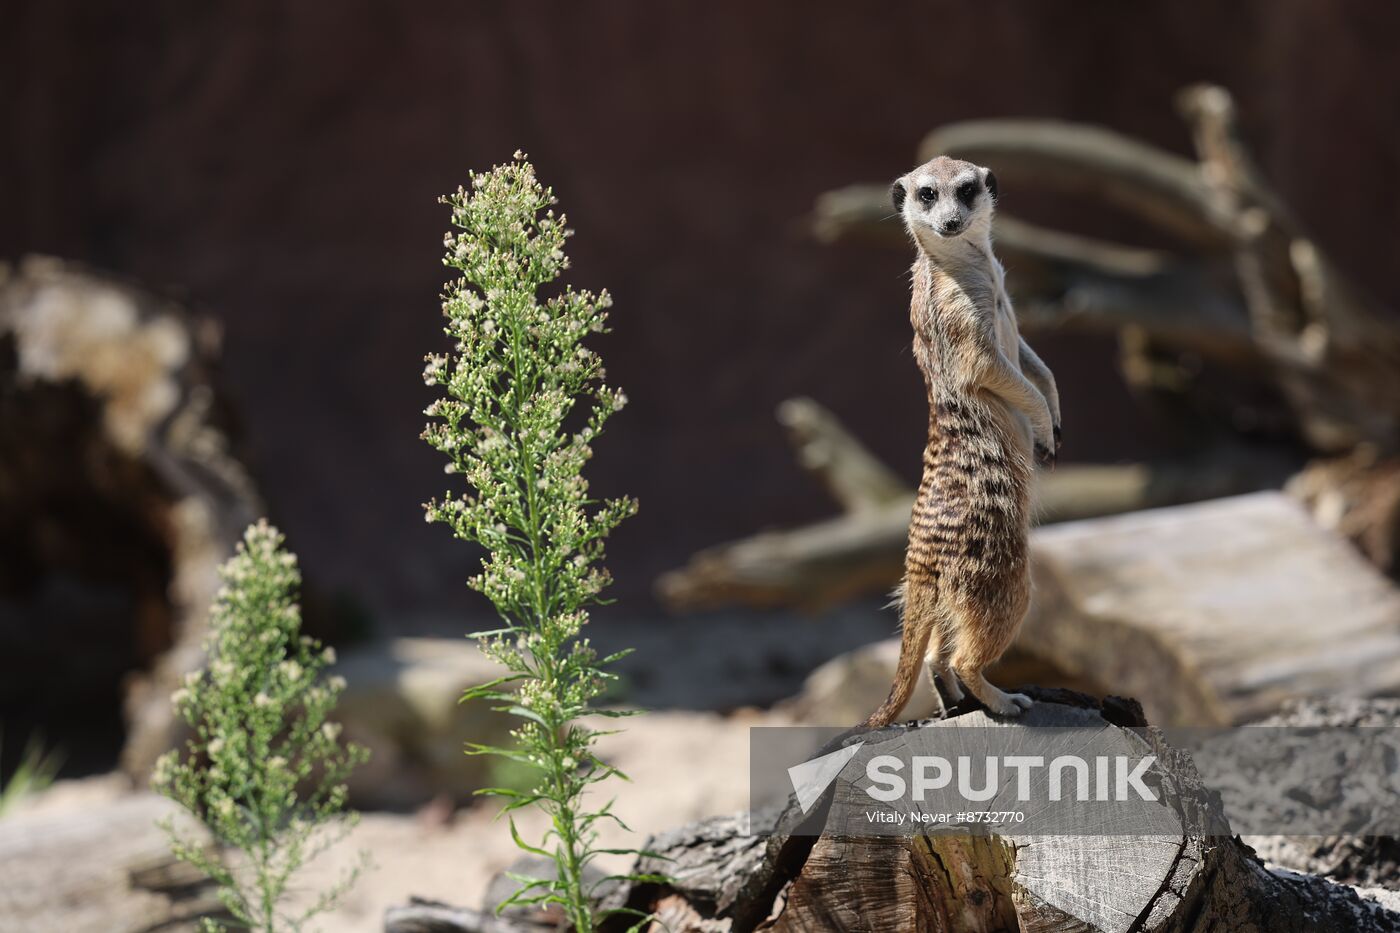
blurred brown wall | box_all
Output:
[3,1,1398,622]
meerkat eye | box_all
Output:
[917,186,937,203]
[956,181,978,206]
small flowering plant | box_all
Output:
[153,520,368,933]
[423,155,657,932]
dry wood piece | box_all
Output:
[1022,492,1400,726]
[638,692,1399,933]
[762,492,1400,729]
[0,793,226,933]
[656,397,1293,613]
[0,257,262,781]
[384,692,1400,933]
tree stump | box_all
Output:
[0,256,261,777]
[385,691,1400,933]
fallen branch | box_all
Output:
[656,398,1294,612]
[917,118,1232,250]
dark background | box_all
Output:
[5,0,1399,626]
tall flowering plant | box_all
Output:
[423,155,657,931]
[153,520,367,933]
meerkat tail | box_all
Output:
[863,602,933,728]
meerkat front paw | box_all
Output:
[1034,440,1056,469]
[1053,423,1062,451]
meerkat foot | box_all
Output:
[963,675,1033,717]
[983,689,1032,716]
[1034,441,1056,469]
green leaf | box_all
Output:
[507,817,552,858]
[503,705,550,727]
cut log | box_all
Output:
[649,692,1400,933]
[769,493,1400,729]
[1024,492,1400,726]
[385,692,1400,933]
[0,793,226,933]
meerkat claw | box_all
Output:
[1053,424,1062,451]
[986,692,1034,716]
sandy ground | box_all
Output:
[32,709,756,931]
[287,708,764,930]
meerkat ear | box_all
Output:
[983,169,998,203]
[891,181,906,213]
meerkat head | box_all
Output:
[891,156,998,249]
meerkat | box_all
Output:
[864,156,1061,727]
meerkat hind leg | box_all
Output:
[949,604,1032,717]
[926,657,965,711]
[923,617,965,713]
[951,630,1032,716]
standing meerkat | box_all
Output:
[865,156,1061,727]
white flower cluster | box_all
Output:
[150,520,367,931]
[422,157,643,932]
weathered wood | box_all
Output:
[917,119,1233,251]
[0,256,262,781]
[1175,84,1400,456]
[1025,492,1400,726]
[0,793,225,933]
[776,397,908,514]
[384,694,1400,932]
[1290,450,1400,581]
[646,695,1399,933]
[656,397,1294,613]
[384,899,548,933]
[774,493,1400,729]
